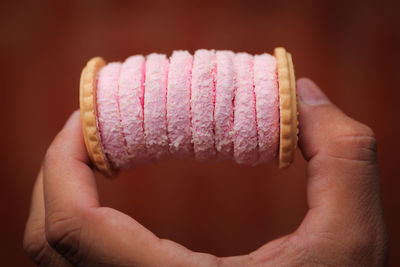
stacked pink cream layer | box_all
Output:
[96,50,279,169]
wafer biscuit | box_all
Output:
[79,57,115,177]
[274,47,298,169]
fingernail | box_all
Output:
[63,110,80,129]
[297,78,331,106]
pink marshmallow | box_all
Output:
[118,55,148,168]
[96,62,130,168]
[233,53,259,164]
[214,51,235,160]
[254,54,279,163]
[167,51,194,158]
[144,53,170,161]
[191,49,217,160]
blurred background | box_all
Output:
[1,0,399,265]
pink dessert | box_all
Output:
[233,53,258,164]
[95,50,280,169]
[190,49,217,160]
[96,62,129,169]
[144,53,170,161]
[214,51,235,160]
[254,54,279,163]
[118,55,148,167]
[167,51,193,158]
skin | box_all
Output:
[23,78,389,266]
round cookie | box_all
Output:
[274,47,298,169]
[79,57,115,177]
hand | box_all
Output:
[24,78,388,266]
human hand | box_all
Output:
[23,78,388,266]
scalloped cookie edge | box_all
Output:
[274,47,298,169]
[79,57,116,177]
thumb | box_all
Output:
[297,78,383,229]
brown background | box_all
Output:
[1,0,399,265]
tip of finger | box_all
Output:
[296,78,331,107]
[63,110,81,129]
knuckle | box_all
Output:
[24,243,51,265]
[344,120,375,138]
[23,221,50,265]
[335,134,376,155]
[23,231,43,260]
[328,121,377,164]
[45,210,83,260]
[339,121,376,144]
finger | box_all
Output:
[43,110,100,214]
[43,110,218,266]
[297,78,381,210]
[23,169,72,266]
[297,78,386,240]
[43,110,101,263]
